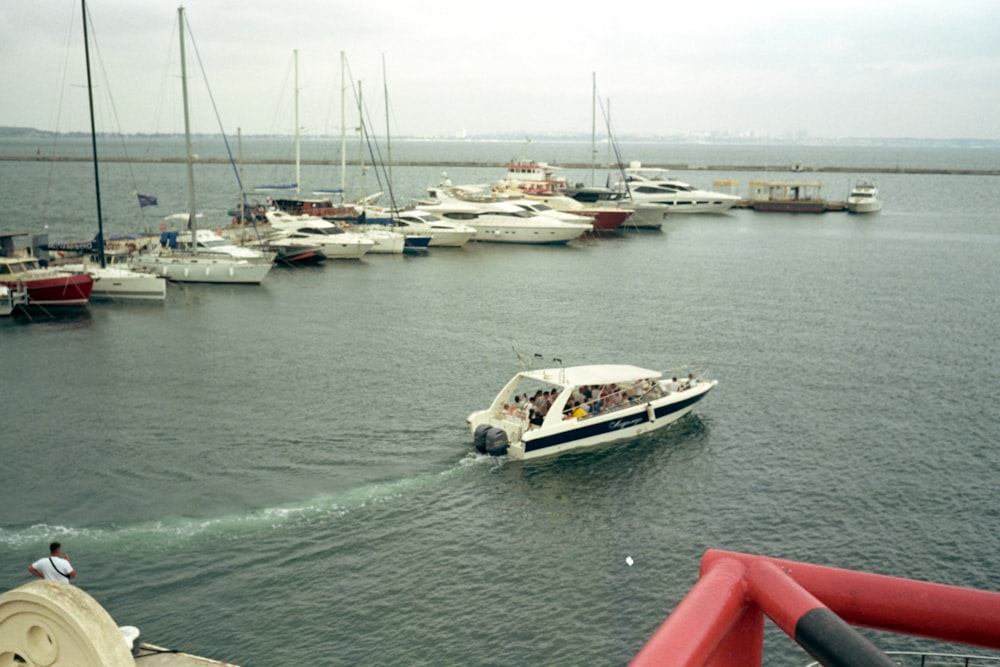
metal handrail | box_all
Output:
[806,651,1000,667]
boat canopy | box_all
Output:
[519,364,661,388]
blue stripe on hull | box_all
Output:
[523,392,708,454]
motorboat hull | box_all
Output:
[470,223,585,245]
[1,273,94,307]
[518,386,713,459]
[467,364,717,460]
[847,200,882,214]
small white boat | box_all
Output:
[467,363,717,460]
[846,179,882,214]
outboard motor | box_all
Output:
[473,424,492,454]
[483,427,509,457]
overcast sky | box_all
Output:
[3,0,999,139]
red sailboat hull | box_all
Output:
[1,273,94,306]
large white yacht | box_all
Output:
[265,210,375,259]
[419,184,589,245]
[619,164,740,214]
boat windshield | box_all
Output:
[0,260,39,274]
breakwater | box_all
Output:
[1,154,997,176]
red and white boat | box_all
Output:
[0,252,93,307]
[499,159,633,232]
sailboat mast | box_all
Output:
[339,51,346,204]
[81,0,105,268]
[357,80,364,200]
[294,48,300,195]
[590,71,596,187]
[383,54,392,190]
[178,6,197,249]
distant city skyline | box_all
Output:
[2,1,999,140]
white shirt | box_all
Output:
[32,556,74,583]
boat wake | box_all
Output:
[0,455,498,552]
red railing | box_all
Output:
[632,550,1000,667]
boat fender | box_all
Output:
[473,424,492,453]
[484,427,509,457]
[646,403,656,423]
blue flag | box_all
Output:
[137,193,158,208]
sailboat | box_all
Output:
[131,7,272,285]
[58,0,167,301]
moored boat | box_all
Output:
[265,210,375,259]
[619,165,741,214]
[499,159,632,231]
[1,234,94,307]
[420,184,589,245]
[59,262,167,301]
[846,179,882,213]
[467,363,716,460]
[391,210,476,247]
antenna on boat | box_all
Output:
[512,346,528,370]
[553,357,565,383]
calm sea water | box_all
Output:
[2,140,999,666]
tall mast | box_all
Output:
[82,0,106,268]
[383,54,392,190]
[357,79,364,200]
[590,72,596,187]
[339,51,346,204]
[294,48,300,195]
[178,6,197,249]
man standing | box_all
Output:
[28,542,76,584]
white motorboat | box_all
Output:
[265,210,375,259]
[846,179,882,214]
[419,185,589,245]
[392,210,476,247]
[619,164,741,215]
[467,363,717,460]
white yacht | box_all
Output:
[468,363,716,460]
[392,210,476,247]
[419,185,589,245]
[265,210,375,259]
[846,179,882,213]
[131,227,274,285]
[619,164,741,215]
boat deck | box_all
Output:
[134,643,239,666]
